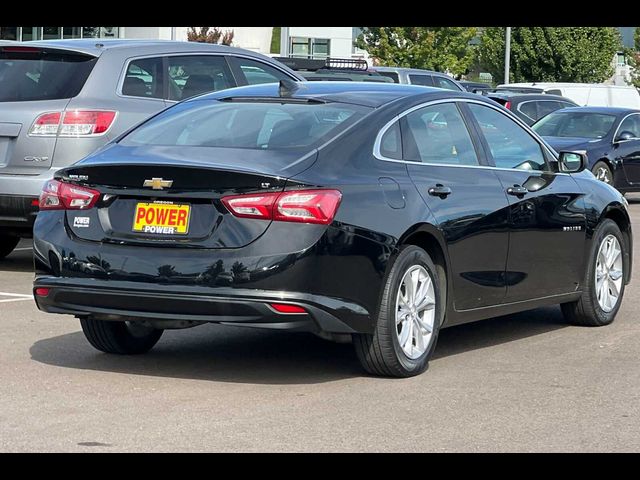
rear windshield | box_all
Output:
[532,111,616,139]
[120,99,371,150]
[378,72,399,83]
[0,48,97,102]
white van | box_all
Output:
[496,82,640,108]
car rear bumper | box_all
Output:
[33,277,370,334]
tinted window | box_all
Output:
[235,58,290,85]
[469,103,546,171]
[536,101,566,119]
[380,121,402,159]
[433,76,462,91]
[378,71,399,83]
[167,55,234,101]
[402,102,479,165]
[617,114,640,138]
[517,101,538,122]
[532,112,616,139]
[121,100,370,150]
[409,74,433,86]
[0,49,96,102]
[122,57,163,99]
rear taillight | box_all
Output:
[221,189,342,225]
[39,180,100,211]
[504,101,512,110]
[29,110,116,137]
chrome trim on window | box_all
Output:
[373,97,567,174]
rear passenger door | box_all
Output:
[464,102,586,302]
[165,55,235,101]
[397,101,511,309]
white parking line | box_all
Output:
[0,297,31,303]
[0,292,32,298]
[14,247,33,251]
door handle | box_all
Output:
[428,184,452,198]
[506,185,528,197]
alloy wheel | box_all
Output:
[595,234,623,313]
[395,265,436,359]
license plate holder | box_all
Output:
[132,202,191,235]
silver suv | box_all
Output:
[0,39,302,258]
[372,66,465,91]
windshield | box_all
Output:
[0,49,97,102]
[120,99,371,150]
[532,111,616,139]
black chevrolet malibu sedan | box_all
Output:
[532,106,640,192]
[33,82,632,377]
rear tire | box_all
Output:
[353,245,444,377]
[561,219,625,326]
[0,235,20,260]
[592,161,613,186]
[80,317,163,354]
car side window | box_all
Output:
[517,102,538,122]
[235,58,291,85]
[468,103,547,171]
[122,57,163,99]
[408,74,433,86]
[433,76,461,91]
[537,101,568,119]
[379,121,402,160]
[402,102,479,166]
[166,55,235,101]
[617,114,640,139]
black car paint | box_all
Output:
[538,107,640,193]
[33,83,632,335]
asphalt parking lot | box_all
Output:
[1,199,639,452]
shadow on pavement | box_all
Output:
[29,306,567,385]
[0,244,33,273]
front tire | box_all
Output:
[561,219,625,326]
[353,245,443,377]
[0,235,19,260]
[592,161,613,186]
[80,317,163,354]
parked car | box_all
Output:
[459,81,493,95]
[273,57,392,83]
[496,82,640,109]
[33,81,632,377]
[372,66,466,91]
[0,39,303,260]
[486,92,578,125]
[532,106,640,191]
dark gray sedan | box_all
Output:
[0,39,302,258]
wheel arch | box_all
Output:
[601,203,633,284]
[397,224,450,315]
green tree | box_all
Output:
[478,27,621,83]
[355,27,478,77]
[624,27,640,88]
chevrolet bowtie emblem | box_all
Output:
[143,178,173,190]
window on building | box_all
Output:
[290,37,331,59]
[0,27,18,40]
[43,27,61,40]
[20,27,41,41]
[82,27,100,38]
[63,27,81,39]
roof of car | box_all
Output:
[487,92,577,102]
[195,81,471,108]
[553,106,640,115]
[373,66,449,76]
[12,39,256,57]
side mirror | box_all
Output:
[615,130,635,142]
[558,151,587,173]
